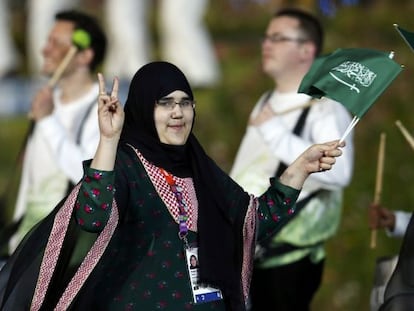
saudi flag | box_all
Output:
[394,24,414,53]
[299,48,403,141]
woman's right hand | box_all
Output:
[97,72,125,140]
[90,73,125,171]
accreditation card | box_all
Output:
[185,247,223,304]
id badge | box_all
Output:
[185,247,223,304]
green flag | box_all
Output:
[394,24,414,53]
[298,48,403,118]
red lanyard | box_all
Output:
[160,168,189,247]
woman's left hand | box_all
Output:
[280,140,344,189]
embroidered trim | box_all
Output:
[30,184,119,310]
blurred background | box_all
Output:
[1,0,414,309]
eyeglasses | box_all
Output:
[156,98,196,110]
[262,34,307,44]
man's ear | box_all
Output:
[76,48,94,67]
[300,42,317,61]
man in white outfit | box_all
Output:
[230,8,354,310]
[10,10,107,252]
[25,0,220,87]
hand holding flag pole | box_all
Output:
[370,132,386,249]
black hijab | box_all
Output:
[119,62,250,310]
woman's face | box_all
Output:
[154,90,195,145]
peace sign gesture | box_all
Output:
[97,73,124,140]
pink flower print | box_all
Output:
[145,272,156,279]
[147,250,156,257]
[92,171,103,180]
[75,201,81,210]
[77,218,85,226]
[106,184,114,192]
[163,240,172,249]
[92,220,101,227]
[91,188,100,197]
[284,197,292,205]
[101,202,109,210]
[258,212,264,220]
[174,271,185,278]
[157,280,167,289]
[161,261,171,269]
[125,303,134,311]
[129,282,138,290]
[84,176,91,183]
[171,290,183,300]
[84,204,93,213]
[288,208,294,215]
[155,301,167,309]
[272,214,280,222]
[142,290,152,299]
[267,198,275,207]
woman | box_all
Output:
[0,61,344,310]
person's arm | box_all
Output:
[253,140,344,240]
[368,203,411,238]
[74,73,124,233]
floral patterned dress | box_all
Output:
[0,145,301,311]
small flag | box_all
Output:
[299,48,403,142]
[299,48,402,118]
[394,24,414,53]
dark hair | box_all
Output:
[274,8,324,56]
[55,10,107,72]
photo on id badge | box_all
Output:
[185,247,223,304]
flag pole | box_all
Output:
[339,116,359,144]
[370,132,386,249]
[394,24,414,53]
[395,120,414,151]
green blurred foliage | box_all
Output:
[2,0,414,309]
